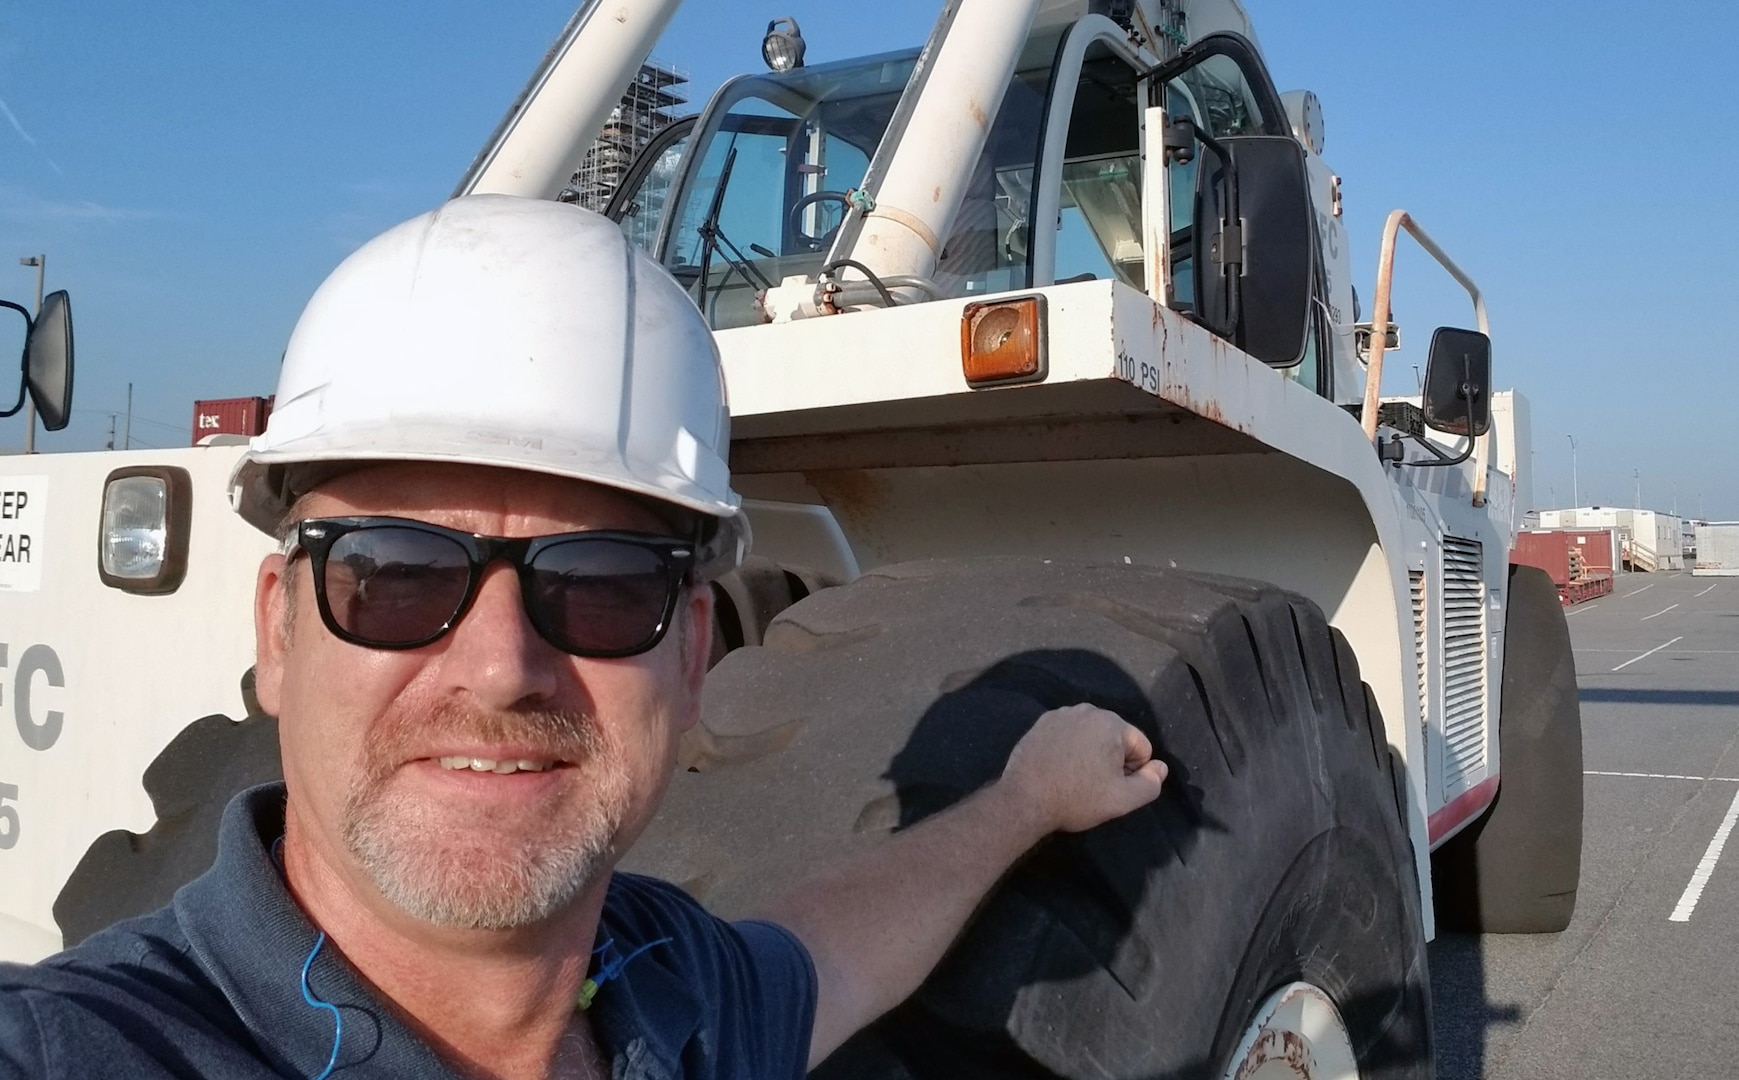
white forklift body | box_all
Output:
[1,0,1531,1002]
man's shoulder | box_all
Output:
[0,908,249,1078]
[3,904,195,996]
[1,911,226,1022]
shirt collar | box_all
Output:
[173,784,458,1077]
[587,901,705,1080]
[171,784,705,1080]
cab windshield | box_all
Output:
[658,51,918,329]
[636,37,1072,329]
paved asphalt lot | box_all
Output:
[1430,571,1739,1078]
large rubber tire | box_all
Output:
[55,709,283,946]
[1431,564,1583,934]
[623,558,1433,1079]
[707,556,843,667]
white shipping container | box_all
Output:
[1536,507,1683,571]
[1694,522,1739,576]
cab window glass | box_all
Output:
[1165,82,1199,308]
[1175,53,1265,139]
[1165,51,1275,308]
[936,69,1048,297]
[668,103,793,270]
[1047,52,1143,288]
[614,128,690,255]
[659,53,915,328]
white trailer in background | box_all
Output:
[1539,506,1686,572]
[0,2,1586,1076]
[1694,522,1739,576]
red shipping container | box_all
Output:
[1511,529,1616,606]
[1566,529,1616,577]
[1512,532,1576,586]
[191,397,272,445]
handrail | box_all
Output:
[1359,210,1493,505]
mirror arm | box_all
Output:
[0,299,29,419]
[1403,355,1479,469]
[1167,118,1242,330]
[1165,116,1229,166]
[1403,433,1474,469]
[0,383,25,420]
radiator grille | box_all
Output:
[1410,571,1428,735]
[1441,537,1488,787]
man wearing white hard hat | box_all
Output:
[0,195,1165,1079]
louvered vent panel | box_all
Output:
[1410,571,1427,732]
[1441,537,1488,788]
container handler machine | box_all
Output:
[0,2,1582,1077]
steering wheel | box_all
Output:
[789,191,853,251]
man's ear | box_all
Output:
[253,553,291,717]
[677,584,714,733]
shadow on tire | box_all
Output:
[628,559,1434,1079]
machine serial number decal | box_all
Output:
[0,783,16,850]
[0,476,47,592]
[0,641,66,851]
[1116,350,1160,394]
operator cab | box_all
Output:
[605,15,1344,398]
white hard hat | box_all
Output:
[230,194,746,576]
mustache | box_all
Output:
[359,699,609,780]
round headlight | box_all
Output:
[761,17,805,73]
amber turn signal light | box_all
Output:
[960,295,1046,387]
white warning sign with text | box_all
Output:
[0,476,47,592]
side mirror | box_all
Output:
[1192,134,1314,367]
[26,290,73,432]
[1421,326,1490,437]
[0,291,73,431]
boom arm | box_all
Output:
[455,0,685,199]
[831,0,1044,284]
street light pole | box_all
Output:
[1566,433,1579,508]
[18,254,44,454]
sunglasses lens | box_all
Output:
[323,526,473,645]
[530,538,675,655]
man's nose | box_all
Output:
[438,561,562,707]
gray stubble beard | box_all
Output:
[340,704,632,931]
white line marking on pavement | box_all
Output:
[1641,604,1680,621]
[1695,584,1718,598]
[1625,584,1656,597]
[1586,771,1739,782]
[1575,648,1739,654]
[1565,604,1600,616]
[1670,787,1739,922]
[1612,637,1685,671]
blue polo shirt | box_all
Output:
[0,785,816,1079]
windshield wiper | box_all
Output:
[695,146,774,302]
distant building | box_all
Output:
[1538,507,1686,572]
[560,59,689,219]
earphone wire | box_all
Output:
[299,932,343,1080]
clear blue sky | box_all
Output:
[2,1,1734,518]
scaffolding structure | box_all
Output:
[561,59,689,213]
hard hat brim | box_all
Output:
[229,425,748,578]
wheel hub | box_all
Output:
[1222,982,1359,1080]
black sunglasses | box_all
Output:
[286,516,696,658]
